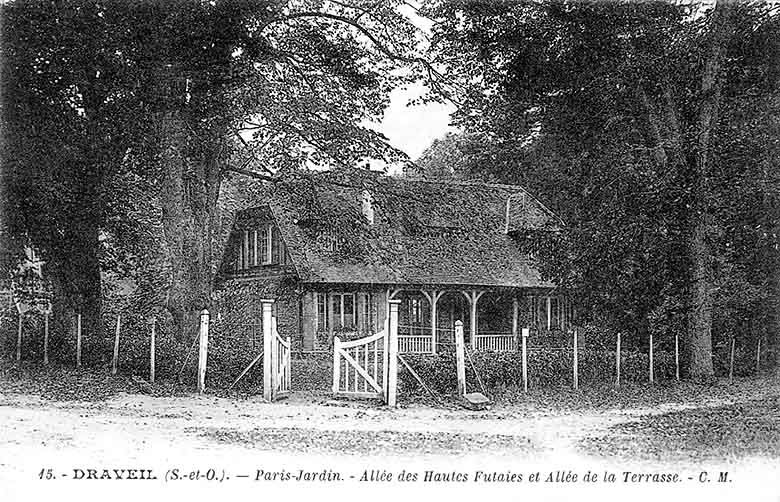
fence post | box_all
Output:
[387,299,400,407]
[615,332,621,388]
[522,327,529,392]
[332,336,341,394]
[76,312,82,368]
[675,332,680,381]
[756,338,761,376]
[262,299,274,401]
[43,310,49,365]
[649,332,654,384]
[197,309,209,394]
[149,317,156,384]
[455,320,466,396]
[729,336,735,383]
[573,328,579,390]
[16,310,22,362]
[111,315,121,376]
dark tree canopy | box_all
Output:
[1,0,425,339]
[423,0,780,377]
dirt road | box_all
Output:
[1,386,778,502]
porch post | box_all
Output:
[471,297,477,343]
[421,290,444,354]
[383,288,400,332]
[462,290,485,345]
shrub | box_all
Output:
[398,348,679,395]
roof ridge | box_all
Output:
[397,175,563,225]
[397,175,531,192]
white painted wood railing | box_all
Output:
[472,332,516,351]
[398,334,434,354]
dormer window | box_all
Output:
[235,222,289,270]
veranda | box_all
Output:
[316,288,574,355]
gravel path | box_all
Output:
[1,382,779,502]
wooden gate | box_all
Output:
[262,299,291,401]
[332,299,400,406]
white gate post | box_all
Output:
[387,299,400,407]
[198,309,210,394]
[332,336,341,394]
[455,320,466,397]
[262,299,274,401]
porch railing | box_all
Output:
[398,334,434,354]
[472,332,516,352]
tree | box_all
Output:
[2,0,426,345]
[406,132,485,179]
[424,0,780,378]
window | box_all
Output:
[259,225,270,264]
[317,293,328,331]
[235,222,289,270]
[317,292,364,331]
[362,293,373,332]
[332,293,356,329]
[248,230,256,266]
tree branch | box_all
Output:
[262,10,459,102]
[224,165,279,182]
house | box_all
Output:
[213,169,572,354]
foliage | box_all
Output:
[406,132,487,179]
[422,1,780,376]
[399,348,677,395]
[1,0,427,344]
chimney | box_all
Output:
[361,189,374,225]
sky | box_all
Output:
[376,82,456,161]
[372,1,457,162]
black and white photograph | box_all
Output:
[1,1,779,501]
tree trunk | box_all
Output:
[685,215,715,379]
[158,111,224,341]
[684,4,734,380]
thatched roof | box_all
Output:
[231,170,561,289]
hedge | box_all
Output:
[398,349,679,394]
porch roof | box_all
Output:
[238,170,560,289]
